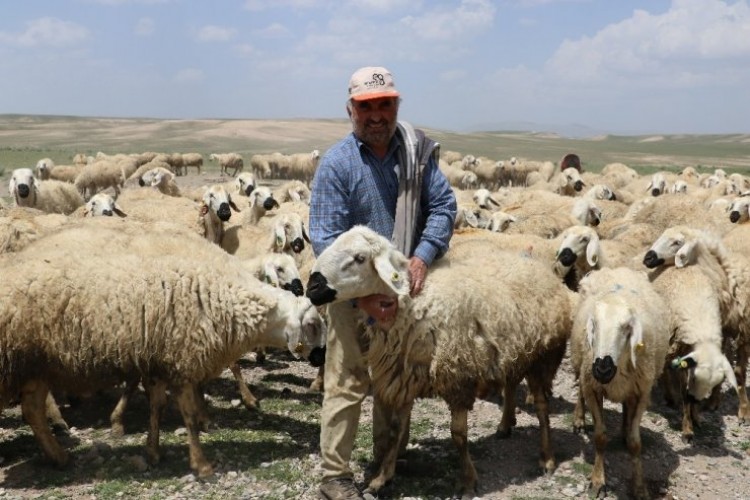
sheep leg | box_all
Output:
[21,380,68,466]
[194,385,211,432]
[229,362,259,410]
[736,338,749,423]
[45,392,69,434]
[309,365,325,392]
[624,394,649,500]
[572,382,587,434]
[450,407,478,496]
[110,377,140,437]
[145,379,168,465]
[175,383,213,478]
[367,400,411,492]
[527,375,555,474]
[584,388,608,498]
[497,381,518,437]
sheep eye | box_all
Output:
[353,254,366,264]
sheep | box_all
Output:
[440,161,479,189]
[234,171,257,197]
[80,192,127,217]
[287,149,321,184]
[248,153,273,179]
[74,160,125,200]
[0,207,75,254]
[209,152,244,177]
[35,158,55,180]
[453,204,492,230]
[9,168,84,215]
[570,267,670,500]
[472,188,502,211]
[629,194,735,236]
[125,159,174,188]
[728,195,750,224]
[181,152,203,175]
[142,166,181,197]
[243,186,280,224]
[199,184,241,245]
[0,220,326,477]
[643,226,744,440]
[645,172,668,196]
[306,226,575,497]
[48,164,85,183]
[274,179,312,205]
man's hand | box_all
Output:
[408,257,428,297]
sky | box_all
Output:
[1,0,749,136]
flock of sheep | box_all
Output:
[308,152,750,499]
[1,145,749,499]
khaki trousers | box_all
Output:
[319,301,411,481]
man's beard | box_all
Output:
[356,120,397,148]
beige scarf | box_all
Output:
[392,121,439,257]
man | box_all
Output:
[309,66,456,500]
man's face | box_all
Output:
[348,97,400,150]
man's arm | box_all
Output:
[412,156,457,267]
[309,158,351,257]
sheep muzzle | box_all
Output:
[16,185,31,198]
[574,181,584,192]
[217,204,232,221]
[282,279,304,297]
[592,355,617,384]
[308,346,326,367]
[730,211,741,223]
[306,272,337,306]
[651,188,662,197]
[291,238,305,253]
[557,247,577,267]
[642,250,663,269]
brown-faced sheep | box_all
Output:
[570,267,670,499]
[0,220,326,477]
[306,226,575,497]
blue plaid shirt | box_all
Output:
[309,131,456,265]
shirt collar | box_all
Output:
[353,132,400,162]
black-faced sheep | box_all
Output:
[570,267,670,499]
[306,226,575,497]
[0,220,326,477]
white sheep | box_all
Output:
[570,267,669,500]
[48,164,85,183]
[274,179,311,205]
[181,152,203,175]
[209,152,244,177]
[243,186,280,224]
[306,226,575,497]
[643,226,744,440]
[199,184,241,245]
[234,172,257,197]
[9,168,84,215]
[80,192,127,217]
[287,149,321,184]
[0,219,326,477]
[142,166,181,197]
[74,160,125,200]
[35,158,55,180]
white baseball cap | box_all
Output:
[348,66,400,101]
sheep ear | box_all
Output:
[465,211,479,228]
[489,197,500,207]
[720,355,739,390]
[289,190,301,202]
[675,241,696,268]
[373,249,409,296]
[585,316,595,349]
[629,316,643,368]
[229,196,241,212]
[273,224,286,250]
[302,223,311,243]
[263,261,279,287]
[114,203,127,217]
[645,181,653,192]
[586,236,601,267]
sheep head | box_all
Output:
[586,297,644,384]
[202,184,240,222]
[9,168,38,205]
[306,226,409,306]
[84,193,127,217]
[268,291,327,367]
[643,226,704,269]
[671,343,738,401]
[555,226,601,277]
[270,213,310,254]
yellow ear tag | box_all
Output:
[294,342,304,354]
[276,236,284,247]
[636,342,645,351]
[680,360,688,369]
[391,272,400,283]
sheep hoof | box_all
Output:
[495,427,512,439]
[588,480,608,499]
[681,432,694,444]
[196,463,214,479]
[309,378,324,392]
[573,423,586,435]
[110,424,125,438]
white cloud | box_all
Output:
[0,17,89,47]
[346,0,421,12]
[243,0,320,11]
[134,17,155,36]
[196,25,237,42]
[173,68,204,83]
[400,0,496,41]
[256,23,291,38]
[84,0,172,4]
[545,0,750,84]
